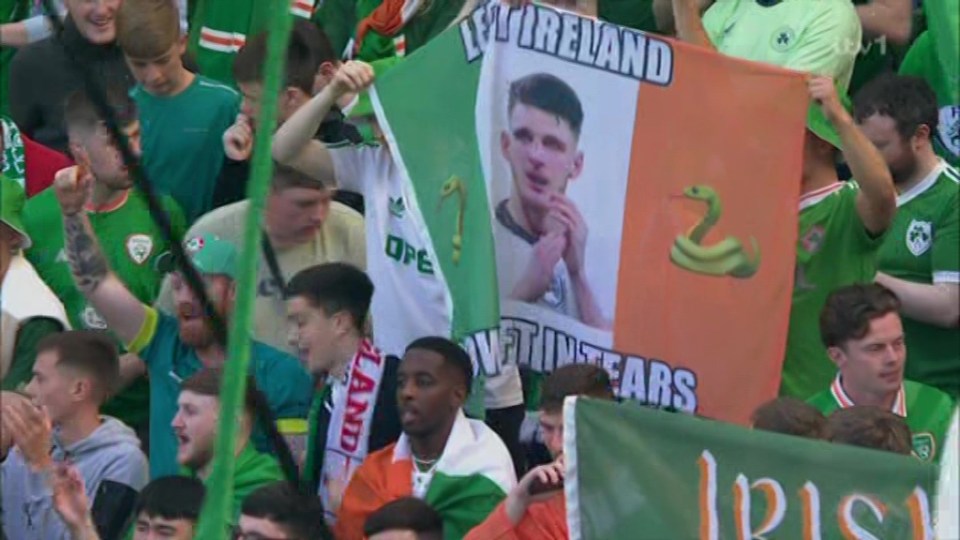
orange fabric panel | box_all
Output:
[613,38,808,424]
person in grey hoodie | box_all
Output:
[1,330,148,540]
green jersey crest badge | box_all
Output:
[912,432,935,462]
[771,27,796,52]
[938,105,959,157]
[906,219,932,256]
[82,305,107,330]
[127,234,154,265]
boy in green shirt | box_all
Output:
[117,0,239,221]
[854,74,960,398]
[808,283,955,463]
[23,87,186,431]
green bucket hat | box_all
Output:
[806,90,853,151]
[347,57,403,120]
[1,173,31,249]
[156,233,238,279]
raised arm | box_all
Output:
[857,0,913,46]
[875,275,960,328]
[54,167,147,345]
[666,0,715,49]
[272,61,374,186]
[809,77,896,235]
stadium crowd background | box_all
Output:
[0,0,957,538]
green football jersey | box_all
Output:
[900,32,960,168]
[134,75,239,222]
[23,187,187,428]
[702,0,861,92]
[808,377,956,463]
[878,163,960,397]
[781,182,884,399]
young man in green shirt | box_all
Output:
[23,88,186,432]
[173,368,285,523]
[117,0,239,222]
[51,161,313,478]
[854,74,960,399]
[808,283,955,463]
[899,31,960,168]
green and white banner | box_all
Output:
[563,398,940,540]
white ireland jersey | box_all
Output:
[331,144,524,410]
[331,144,452,358]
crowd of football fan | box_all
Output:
[0,0,957,538]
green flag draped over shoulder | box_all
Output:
[193,2,293,538]
[370,25,501,417]
[563,399,939,539]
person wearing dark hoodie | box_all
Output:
[8,0,134,153]
[172,368,285,523]
[0,330,148,540]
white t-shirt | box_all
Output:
[331,144,523,409]
[494,200,580,319]
[1,255,70,380]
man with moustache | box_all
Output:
[854,74,960,399]
[23,88,186,436]
[53,159,312,478]
[496,72,609,331]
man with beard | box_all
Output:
[854,74,960,399]
[285,263,400,524]
[53,157,313,478]
[22,88,185,437]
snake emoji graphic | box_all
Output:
[669,185,760,278]
[438,175,466,264]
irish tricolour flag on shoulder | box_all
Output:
[371,0,809,424]
[334,411,516,539]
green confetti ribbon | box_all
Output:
[193,2,294,537]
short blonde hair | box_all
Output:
[116,0,180,59]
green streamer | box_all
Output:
[193,2,294,537]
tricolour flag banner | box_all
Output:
[372,1,809,423]
[563,398,939,539]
